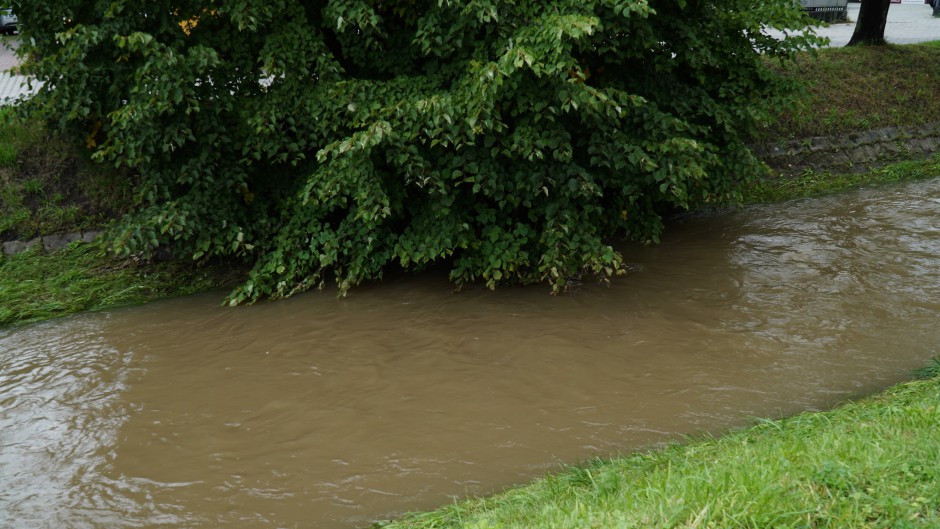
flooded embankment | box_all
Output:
[2,178,939,528]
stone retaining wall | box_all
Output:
[755,122,940,179]
[1,230,102,256]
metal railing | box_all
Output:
[800,0,849,22]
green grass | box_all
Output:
[744,153,940,203]
[754,43,940,143]
[0,108,42,173]
[0,106,235,327]
[380,366,940,529]
[0,243,244,328]
[0,107,131,241]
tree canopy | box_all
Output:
[12,0,821,303]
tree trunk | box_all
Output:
[847,0,892,46]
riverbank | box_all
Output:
[0,243,243,326]
[380,361,940,529]
[0,106,245,326]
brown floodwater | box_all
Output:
[2,178,940,528]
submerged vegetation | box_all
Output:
[381,362,940,529]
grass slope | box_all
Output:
[0,107,131,240]
[381,363,940,529]
[0,244,242,328]
[755,43,940,143]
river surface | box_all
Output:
[3,178,940,528]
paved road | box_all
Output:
[0,37,37,105]
[1,5,938,104]
[800,3,940,47]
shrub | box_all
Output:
[12,0,822,302]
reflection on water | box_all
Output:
[2,178,939,528]
[0,320,137,528]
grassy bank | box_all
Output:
[380,361,940,529]
[755,42,940,143]
[743,152,940,203]
[3,154,930,327]
[0,243,243,327]
[0,108,132,240]
[0,106,242,327]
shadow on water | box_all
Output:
[2,177,940,528]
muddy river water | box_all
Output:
[3,178,940,528]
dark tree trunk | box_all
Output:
[847,0,892,46]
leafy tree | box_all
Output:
[12,0,821,303]
[847,0,891,46]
